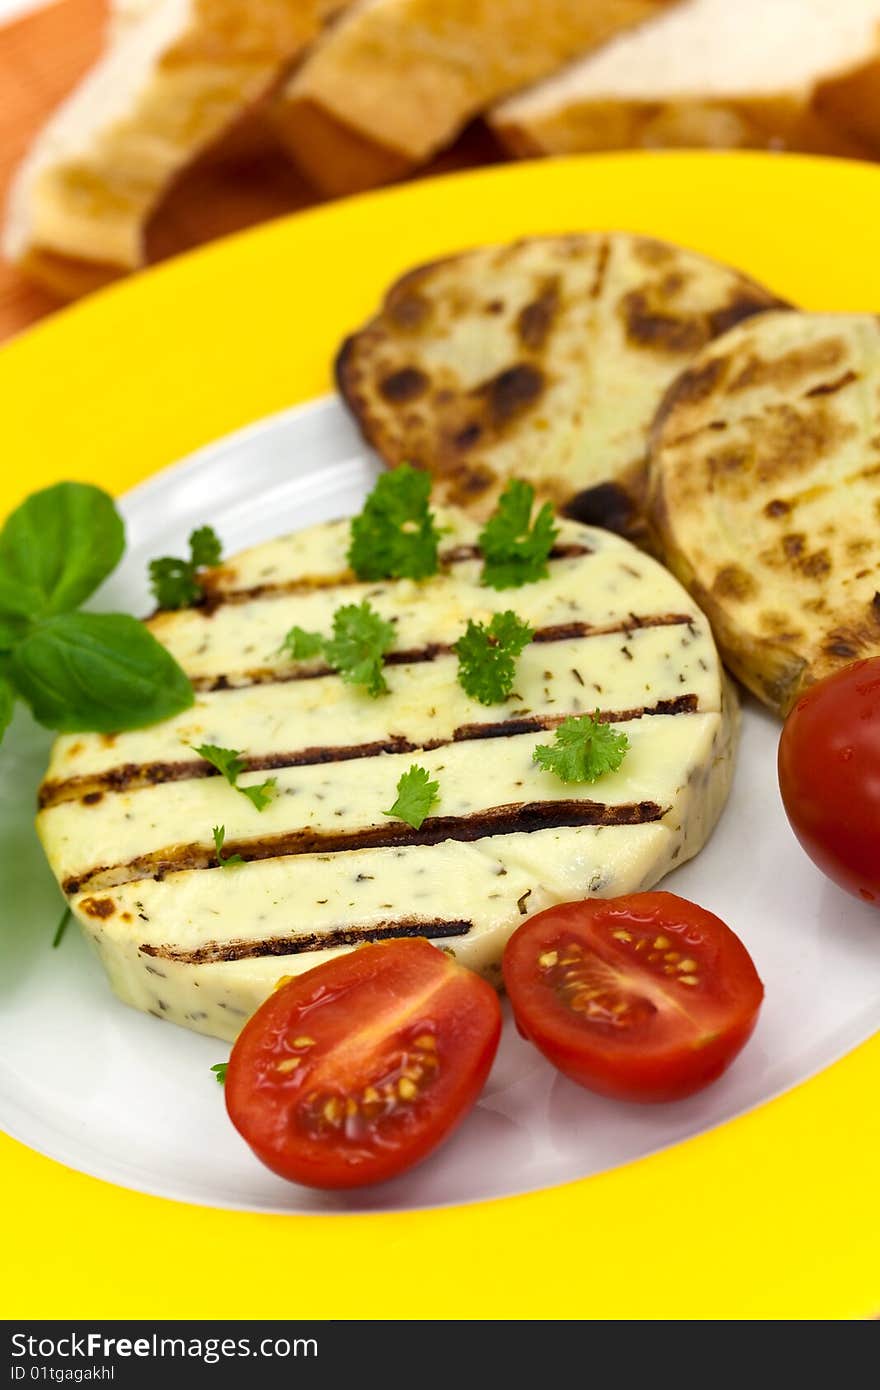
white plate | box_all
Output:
[2,396,879,1215]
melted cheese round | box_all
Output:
[38,509,737,1041]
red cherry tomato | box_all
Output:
[778,657,880,906]
[502,893,763,1103]
[225,938,501,1189]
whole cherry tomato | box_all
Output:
[778,657,880,906]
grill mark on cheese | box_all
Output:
[62,799,666,895]
[40,694,700,807]
[190,612,696,693]
[140,918,473,965]
[188,542,592,613]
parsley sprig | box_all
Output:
[212,824,244,868]
[384,764,440,830]
[533,713,630,784]
[454,611,534,705]
[324,602,395,697]
[281,626,324,661]
[280,600,395,698]
[348,465,441,581]
[479,480,558,590]
[211,1062,228,1085]
[0,482,193,747]
[193,743,277,811]
[149,525,223,610]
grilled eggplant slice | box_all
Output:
[649,311,880,716]
[336,234,786,535]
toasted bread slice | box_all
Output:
[4,0,351,285]
[492,0,880,160]
[649,311,880,716]
[336,233,786,531]
[271,0,679,196]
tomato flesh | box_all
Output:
[778,657,880,906]
[502,893,763,1103]
[226,938,502,1188]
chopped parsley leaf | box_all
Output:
[212,824,244,868]
[348,465,441,581]
[454,610,534,705]
[383,764,440,830]
[479,480,558,590]
[533,713,629,784]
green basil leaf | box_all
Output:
[0,603,32,650]
[0,482,125,619]
[10,612,193,732]
[0,675,14,746]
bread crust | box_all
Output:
[493,91,879,161]
[491,8,880,161]
[270,95,412,195]
[5,0,351,282]
[273,0,676,194]
[648,311,880,717]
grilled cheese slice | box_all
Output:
[38,509,737,1041]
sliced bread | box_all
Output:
[271,0,679,195]
[4,0,351,292]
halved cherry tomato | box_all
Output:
[778,657,880,906]
[502,893,763,1103]
[225,938,501,1189]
